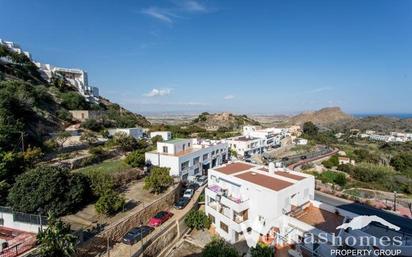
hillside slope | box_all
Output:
[287,107,353,126]
[0,43,149,149]
[191,112,260,130]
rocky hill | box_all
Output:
[287,107,353,126]
[191,112,260,130]
[0,43,150,149]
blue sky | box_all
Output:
[1,0,411,114]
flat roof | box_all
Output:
[258,168,307,181]
[215,162,257,175]
[235,171,293,191]
[164,138,189,143]
[229,136,258,142]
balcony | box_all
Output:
[206,185,249,212]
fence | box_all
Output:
[0,206,47,233]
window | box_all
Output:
[181,161,189,171]
[208,214,215,224]
[193,157,200,165]
[182,144,186,151]
[162,146,168,153]
[220,222,228,233]
[194,168,200,175]
[188,142,191,147]
[203,153,208,160]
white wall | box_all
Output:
[150,131,172,141]
[0,212,45,233]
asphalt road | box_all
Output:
[315,191,412,235]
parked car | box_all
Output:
[195,176,207,186]
[174,197,190,209]
[148,211,174,227]
[122,226,154,245]
[187,182,199,191]
[183,189,194,198]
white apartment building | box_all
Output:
[150,131,172,141]
[145,138,228,180]
[0,39,31,59]
[205,162,315,244]
[226,136,266,159]
[242,126,285,149]
[108,127,144,139]
[205,162,412,256]
[0,39,99,102]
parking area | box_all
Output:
[107,184,206,257]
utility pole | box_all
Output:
[394,191,397,212]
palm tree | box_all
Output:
[36,212,76,257]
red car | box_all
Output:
[148,211,173,227]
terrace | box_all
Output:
[0,227,36,257]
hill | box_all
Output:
[0,42,150,150]
[330,116,412,133]
[191,112,260,130]
[287,107,353,126]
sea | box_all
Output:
[353,113,412,119]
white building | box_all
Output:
[295,138,308,145]
[226,136,266,159]
[205,161,412,256]
[145,138,228,180]
[205,161,315,244]
[150,131,172,141]
[108,127,144,139]
[0,39,31,59]
[0,39,99,102]
[242,126,285,149]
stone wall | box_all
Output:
[75,183,181,257]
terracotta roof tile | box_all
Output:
[215,163,256,175]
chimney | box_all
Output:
[269,162,275,175]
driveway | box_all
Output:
[108,184,206,257]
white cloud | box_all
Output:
[144,88,172,97]
[223,95,235,100]
[141,1,210,24]
[310,87,332,93]
[179,1,207,12]
[141,7,174,24]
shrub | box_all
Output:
[185,210,210,230]
[202,238,239,257]
[95,190,125,215]
[125,150,145,168]
[144,167,173,194]
[60,92,89,110]
[250,242,274,257]
[8,166,91,215]
[317,171,347,187]
[81,119,103,132]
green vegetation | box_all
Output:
[316,171,347,187]
[60,91,89,110]
[202,238,239,257]
[125,150,146,168]
[390,152,412,175]
[301,121,337,145]
[321,155,339,168]
[95,190,125,215]
[75,159,131,175]
[37,213,77,257]
[8,166,91,216]
[144,166,173,194]
[250,243,275,257]
[184,210,211,230]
